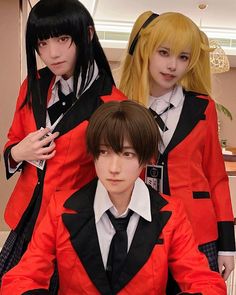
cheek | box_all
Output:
[94,160,106,178]
[126,163,143,178]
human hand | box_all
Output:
[11,128,59,163]
[218,255,235,280]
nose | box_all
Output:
[48,41,60,58]
[167,57,177,71]
[109,154,121,174]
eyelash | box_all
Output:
[37,36,71,47]
[158,50,189,61]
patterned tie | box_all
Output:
[149,104,174,131]
[106,209,134,287]
[47,82,75,124]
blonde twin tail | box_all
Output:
[120,11,157,105]
[119,11,213,104]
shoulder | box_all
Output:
[184,90,215,105]
[48,189,79,218]
[148,185,185,216]
[102,85,127,102]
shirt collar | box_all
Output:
[51,61,99,97]
[148,85,184,109]
[94,178,152,223]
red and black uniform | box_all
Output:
[157,91,235,253]
[1,179,227,295]
[1,67,126,276]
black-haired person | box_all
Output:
[0,0,126,282]
[1,101,226,295]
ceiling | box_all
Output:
[80,0,236,66]
[31,0,236,67]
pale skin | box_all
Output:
[11,128,59,163]
[11,34,79,164]
[94,139,145,215]
[148,43,234,279]
[148,44,190,97]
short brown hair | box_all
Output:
[86,100,160,165]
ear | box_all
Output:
[88,26,94,41]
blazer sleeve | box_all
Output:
[1,195,59,295]
[3,79,28,179]
[168,199,227,295]
[202,98,235,251]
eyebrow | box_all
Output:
[159,46,190,55]
[99,144,134,149]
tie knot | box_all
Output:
[106,209,133,232]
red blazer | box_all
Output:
[157,91,235,251]
[3,67,126,230]
[1,180,226,295]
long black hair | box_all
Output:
[24,0,114,107]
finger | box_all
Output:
[39,131,59,147]
[218,261,223,275]
[52,131,60,139]
[222,268,231,281]
[40,143,56,154]
[41,150,56,160]
[32,128,51,141]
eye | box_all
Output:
[58,35,71,43]
[158,49,169,57]
[122,151,136,158]
[38,40,47,48]
[179,54,190,61]
[99,149,109,156]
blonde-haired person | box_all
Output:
[120,10,235,291]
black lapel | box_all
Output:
[113,186,171,293]
[62,181,171,295]
[31,67,54,129]
[53,72,113,137]
[62,179,112,295]
[164,91,209,154]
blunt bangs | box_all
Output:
[27,0,93,50]
[147,13,202,68]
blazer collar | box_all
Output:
[32,67,53,130]
[31,67,114,137]
[62,179,171,294]
[163,91,209,154]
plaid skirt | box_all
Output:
[0,230,59,294]
[0,220,58,294]
[166,240,219,295]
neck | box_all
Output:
[150,85,176,98]
[109,192,132,215]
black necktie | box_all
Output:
[106,209,134,287]
[47,83,75,124]
[149,103,174,131]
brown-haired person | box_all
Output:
[1,101,226,294]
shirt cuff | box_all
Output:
[218,251,236,256]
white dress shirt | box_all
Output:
[148,85,184,153]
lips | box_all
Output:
[51,61,65,66]
[162,73,176,80]
[107,179,123,184]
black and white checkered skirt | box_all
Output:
[199,240,219,272]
